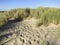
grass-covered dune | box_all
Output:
[0,7,60,28]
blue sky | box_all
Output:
[0,0,60,11]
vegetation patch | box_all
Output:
[0,7,60,28]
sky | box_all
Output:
[0,0,60,11]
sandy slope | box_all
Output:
[0,18,60,45]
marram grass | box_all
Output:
[0,7,60,28]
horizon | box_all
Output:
[0,0,60,11]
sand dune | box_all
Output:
[0,18,60,45]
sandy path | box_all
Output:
[0,18,60,45]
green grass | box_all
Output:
[0,7,60,28]
[0,13,7,28]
